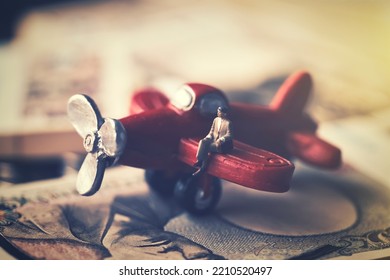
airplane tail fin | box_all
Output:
[270,71,312,115]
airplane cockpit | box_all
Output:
[170,84,229,118]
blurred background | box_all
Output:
[0,0,390,261]
[0,0,389,183]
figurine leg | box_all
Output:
[195,138,212,162]
[193,160,208,176]
[194,138,211,168]
[193,140,218,176]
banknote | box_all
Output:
[0,167,223,260]
[318,109,390,189]
[1,145,389,260]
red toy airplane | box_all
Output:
[67,71,341,214]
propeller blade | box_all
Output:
[68,94,127,196]
[99,118,127,158]
[76,153,107,196]
[67,94,104,138]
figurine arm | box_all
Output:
[205,119,216,140]
[219,120,233,143]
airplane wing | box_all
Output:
[177,138,294,193]
[286,131,342,169]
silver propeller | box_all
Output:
[67,94,127,196]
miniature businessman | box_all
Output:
[193,106,233,176]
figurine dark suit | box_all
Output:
[193,106,233,175]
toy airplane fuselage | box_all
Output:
[121,84,294,193]
[67,71,341,214]
[119,71,340,187]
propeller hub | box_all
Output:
[83,132,98,153]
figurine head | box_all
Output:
[217,106,228,118]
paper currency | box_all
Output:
[319,109,390,188]
[0,168,223,260]
[1,151,389,260]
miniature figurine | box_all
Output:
[67,71,342,215]
[193,106,233,176]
